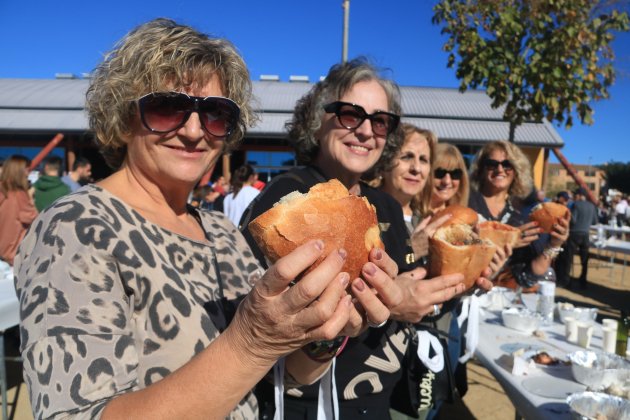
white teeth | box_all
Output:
[349,145,369,152]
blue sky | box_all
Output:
[1,0,628,166]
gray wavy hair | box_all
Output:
[286,57,403,168]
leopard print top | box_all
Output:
[14,184,261,419]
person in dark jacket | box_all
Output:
[556,188,598,289]
[33,156,71,211]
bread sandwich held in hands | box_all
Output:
[248,179,383,280]
[478,221,520,249]
[428,205,496,291]
[528,202,570,233]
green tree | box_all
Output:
[601,161,630,193]
[432,0,629,141]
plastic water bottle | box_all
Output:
[536,280,556,325]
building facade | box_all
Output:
[0,77,564,186]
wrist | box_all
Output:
[542,246,563,260]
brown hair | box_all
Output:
[0,155,30,195]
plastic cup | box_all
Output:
[565,317,578,343]
[603,318,619,332]
[577,322,594,348]
[603,327,617,353]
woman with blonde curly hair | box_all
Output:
[468,141,569,292]
[14,19,390,420]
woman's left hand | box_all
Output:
[342,247,402,335]
[473,268,494,293]
[549,211,571,247]
[410,214,452,258]
[515,222,541,248]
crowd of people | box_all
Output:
[2,17,608,420]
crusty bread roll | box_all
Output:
[528,202,570,233]
[478,221,520,249]
[248,179,383,280]
[428,224,496,291]
[433,205,478,227]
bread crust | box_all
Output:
[428,224,496,291]
[433,205,478,227]
[528,202,569,233]
[478,221,520,249]
[248,179,383,280]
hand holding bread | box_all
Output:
[427,205,497,292]
[528,202,570,233]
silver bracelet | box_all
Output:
[542,246,563,259]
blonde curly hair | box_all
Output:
[86,18,256,169]
[470,141,533,199]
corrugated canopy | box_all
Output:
[0,78,563,146]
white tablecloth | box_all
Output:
[0,280,19,332]
[475,295,605,420]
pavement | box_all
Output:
[4,250,630,420]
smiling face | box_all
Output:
[482,149,515,193]
[124,76,225,192]
[314,79,390,187]
[382,132,431,207]
[432,165,461,207]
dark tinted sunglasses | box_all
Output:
[137,92,240,138]
[434,168,463,180]
[323,101,400,137]
[483,158,514,172]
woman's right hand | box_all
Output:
[389,267,465,323]
[229,239,354,364]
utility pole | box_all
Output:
[342,0,350,63]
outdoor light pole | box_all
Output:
[342,0,350,63]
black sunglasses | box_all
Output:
[483,158,514,172]
[137,92,240,138]
[434,168,463,180]
[323,101,400,137]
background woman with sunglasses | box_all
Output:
[13,19,381,420]
[240,59,465,419]
[469,141,569,291]
[374,135,496,420]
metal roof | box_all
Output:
[0,78,563,146]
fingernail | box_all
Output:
[374,248,383,260]
[363,263,376,276]
[340,273,350,287]
[338,248,347,260]
[353,278,366,292]
[314,240,324,251]
[345,295,353,306]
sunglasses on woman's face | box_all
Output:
[137,92,240,138]
[323,101,400,137]
[434,168,463,180]
[483,158,514,172]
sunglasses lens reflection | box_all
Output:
[142,94,190,132]
[140,93,239,137]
